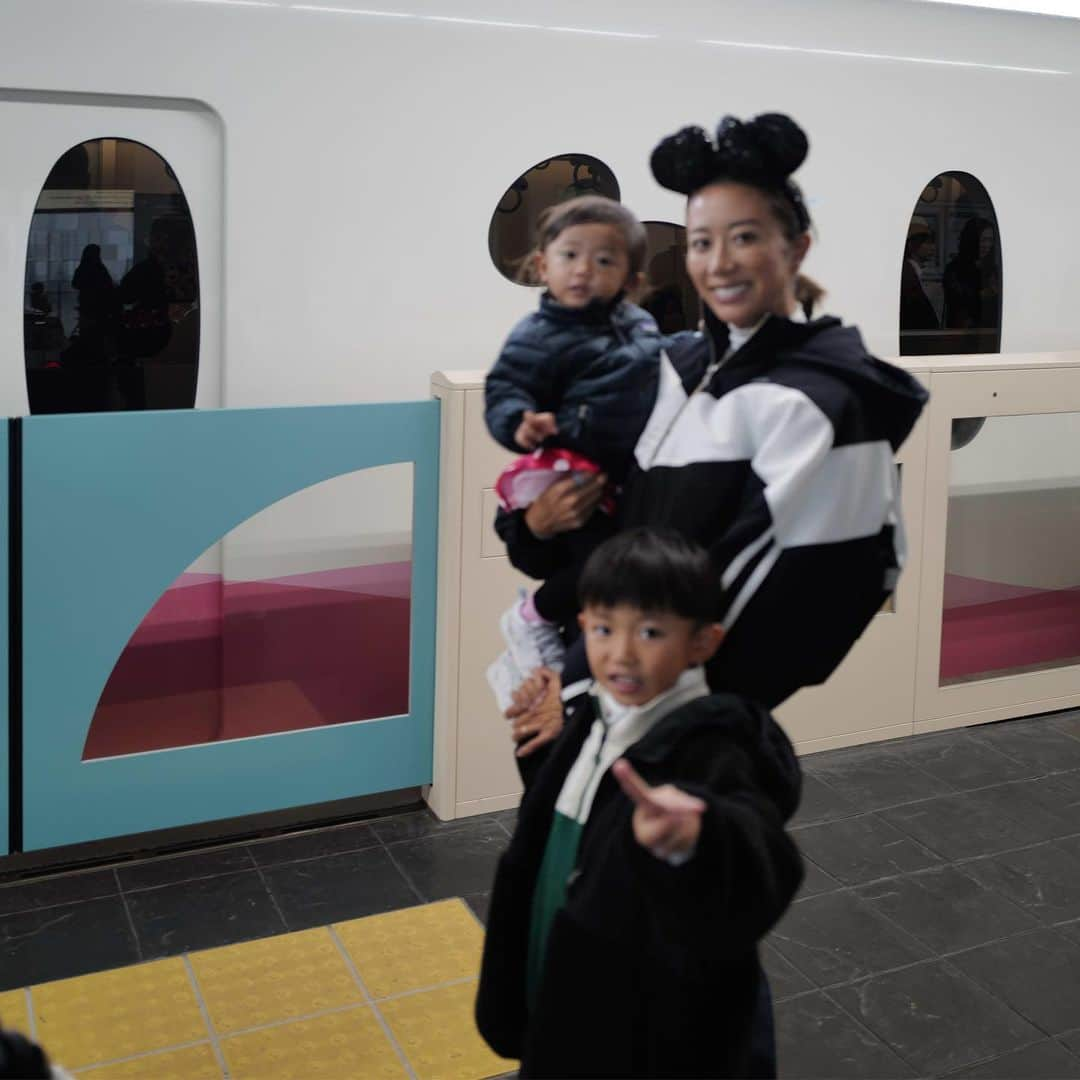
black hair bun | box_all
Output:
[651,112,808,194]
[742,113,808,178]
[649,125,715,197]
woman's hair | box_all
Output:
[651,114,812,237]
[517,194,647,285]
[956,216,993,264]
[795,273,826,319]
[578,527,721,624]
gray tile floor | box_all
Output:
[771,709,1080,1078]
[2,709,1080,1077]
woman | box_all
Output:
[498,113,927,745]
[943,216,1000,333]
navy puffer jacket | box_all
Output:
[484,293,663,481]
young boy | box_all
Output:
[475,528,805,1079]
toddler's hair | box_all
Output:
[517,195,647,285]
[579,527,721,624]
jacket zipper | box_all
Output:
[642,336,725,470]
[567,700,612,889]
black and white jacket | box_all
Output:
[498,310,928,707]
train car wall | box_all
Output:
[1,0,1078,417]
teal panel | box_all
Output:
[0,428,7,857]
[21,402,438,851]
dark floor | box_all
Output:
[2,710,1080,1078]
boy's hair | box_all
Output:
[517,195,648,284]
[578,527,721,624]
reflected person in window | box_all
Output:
[900,218,939,332]
[943,216,1000,334]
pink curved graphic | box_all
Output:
[83,563,410,759]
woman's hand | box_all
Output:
[524,473,606,539]
[612,759,704,861]
[506,667,564,757]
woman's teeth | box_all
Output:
[714,284,749,302]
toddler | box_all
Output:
[485,195,664,695]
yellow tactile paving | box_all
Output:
[221,1005,408,1080]
[76,1042,223,1078]
[0,988,30,1037]
[335,898,484,999]
[379,981,515,1080]
[189,926,363,1034]
[32,958,207,1070]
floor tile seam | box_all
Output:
[0,891,123,918]
[797,763,1078,825]
[874,814,1080,866]
[777,913,1080,995]
[65,1036,214,1075]
[845,879,1049,959]
[932,1034,1057,1077]
[379,843,428,905]
[118,865,266,898]
[182,953,229,1078]
[215,1000,373,1040]
[114,871,144,964]
[935,955,1060,1041]
[327,924,418,1080]
[206,976,483,1040]
[250,863,290,937]
[815,983,926,1075]
[373,975,479,1005]
[247,841,383,872]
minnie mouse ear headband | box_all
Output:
[650,113,811,232]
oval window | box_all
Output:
[640,221,696,333]
[899,172,1002,357]
[899,172,1001,449]
[24,138,199,414]
[488,154,619,283]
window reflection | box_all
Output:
[940,413,1080,685]
[640,221,696,333]
[24,138,199,414]
[899,172,1002,358]
[900,172,1001,450]
[488,154,619,283]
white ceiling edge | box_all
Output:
[916,0,1080,18]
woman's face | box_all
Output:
[686,182,809,329]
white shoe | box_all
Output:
[486,649,526,714]
[499,594,566,675]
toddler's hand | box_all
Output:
[612,759,704,861]
[514,411,558,450]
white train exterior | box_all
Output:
[0,0,1077,418]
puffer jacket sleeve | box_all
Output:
[484,316,558,453]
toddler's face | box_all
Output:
[537,223,631,308]
[579,603,722,706]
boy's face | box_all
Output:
[537,223,632,308]
[579,603,723,707]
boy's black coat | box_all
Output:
[484,293,662,480]
[475,690,804,1079]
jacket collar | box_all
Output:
[540,290,625,326]
[701,303,841,371]
[591,667,710,734]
